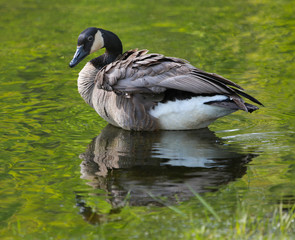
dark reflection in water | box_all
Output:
[77,125,256,220]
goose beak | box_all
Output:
[69,45,89,68]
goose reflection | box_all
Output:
[78,125,256,209]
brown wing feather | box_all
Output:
[95,49,261,111]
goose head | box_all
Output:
[69,27,123,68]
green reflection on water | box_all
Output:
[1,0,295,239]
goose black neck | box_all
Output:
[91,29,123,69]
[101,29,122,59]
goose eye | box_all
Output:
[87,36,94,41]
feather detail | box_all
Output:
[94,50,262,113]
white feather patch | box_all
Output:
[90,31,104,54]
[149,95,235,130]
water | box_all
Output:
[1,0,295,239]
[79,126,254,207]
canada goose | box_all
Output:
[69,27,263,131]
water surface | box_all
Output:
[1,0,295,239]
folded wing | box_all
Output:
[95,49,263,112]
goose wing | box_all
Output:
[95,49,262,111]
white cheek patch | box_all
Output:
[90,31,104,54]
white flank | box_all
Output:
[149,95,235,130]
[90,30,104,54]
